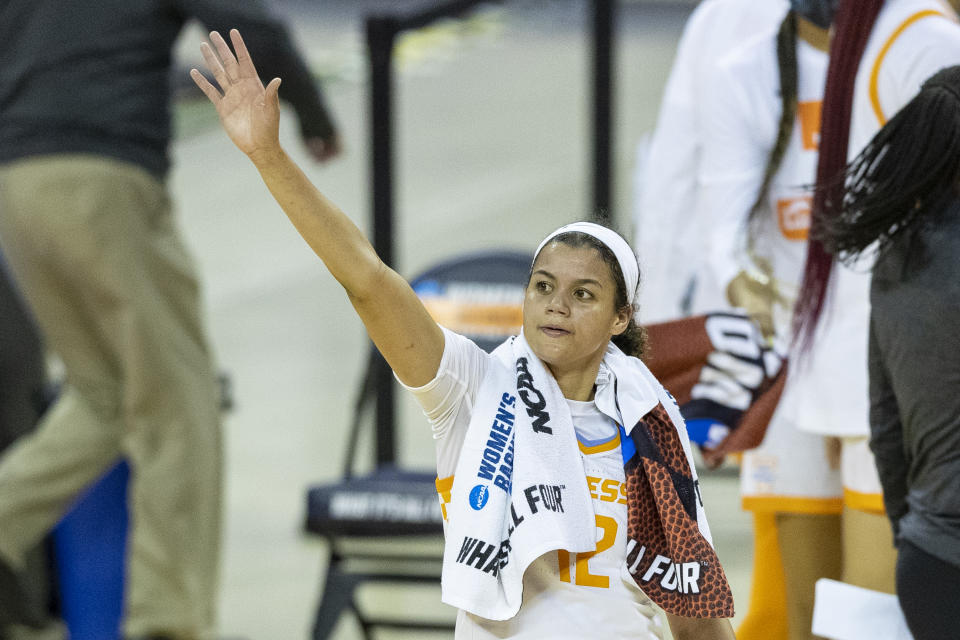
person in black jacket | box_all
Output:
[0,254,59,636]
[0,1,340,638]
[822,64,960,640]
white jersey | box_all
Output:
[404,329,665,640]
[698,28,829,333]
[634,0,789,322]
[697,27,843,506]
[789,0,960,437]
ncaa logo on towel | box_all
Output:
[469,484,490,510]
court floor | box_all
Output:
[168,1,754,637]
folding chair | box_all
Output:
[304,249,531,640]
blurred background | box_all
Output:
[165,0,747,636]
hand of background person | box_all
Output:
[191,29,282,163]
[304,133,343,163]
[701,447,727,470]
[725,258,785,342]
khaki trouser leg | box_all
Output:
[841,506,897,594]
[776,512,842,640]
[0,388,123,567]
[0,155,222,639]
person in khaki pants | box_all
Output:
[0,157,223,639]
[0,0,341,637]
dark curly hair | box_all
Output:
[819,65,960,263]
[530,227,648,359]
[746,11,798,244]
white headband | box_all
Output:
[534,221,640,306]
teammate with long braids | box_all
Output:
[694,5,843,639]
[821,65,960,640]
[788,0,960,599]
[691,0,960,634]
[633,0,787,323]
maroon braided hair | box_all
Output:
[793,0,885,350]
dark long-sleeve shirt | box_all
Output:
[869,201,960,570]
[0,0,336,177]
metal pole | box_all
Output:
[591,0,614,224]
[367,15,399,467]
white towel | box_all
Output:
[440,333,659,620]
[812,579,913,640]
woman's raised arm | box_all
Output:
[191,29,444,386]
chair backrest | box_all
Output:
[410,249,532,353]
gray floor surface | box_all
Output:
[166,1,753,637]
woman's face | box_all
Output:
[522,242,630,375]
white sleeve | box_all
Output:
[877,15,960,118]
[694,52,773,302]
[635,3,713,322]
[398,327,490,477]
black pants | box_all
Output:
[0,259,54,630]
[897,539,960,640]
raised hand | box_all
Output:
[191,30,282,161]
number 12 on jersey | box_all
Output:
[558,515,617,588]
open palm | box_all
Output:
[191,30,281,159]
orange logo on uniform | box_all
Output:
[798,101,822,150]
[777,196,811,241]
